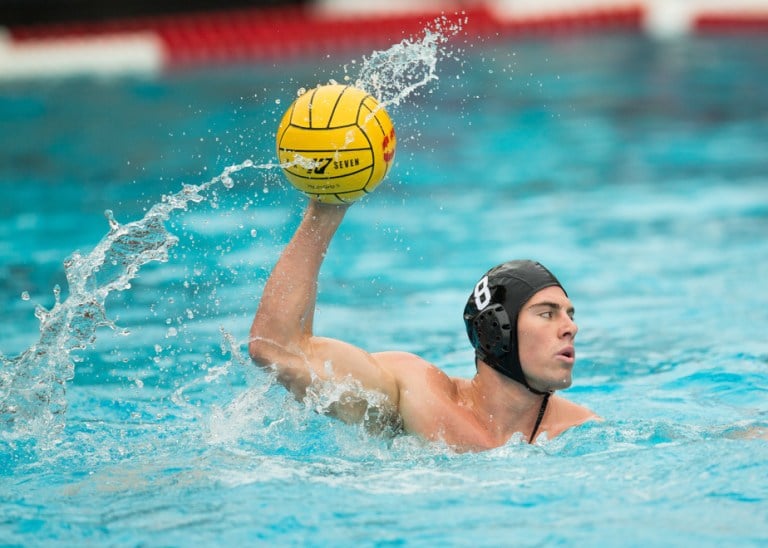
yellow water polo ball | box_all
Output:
[276,84,396,204]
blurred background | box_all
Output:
[3,1,767,82]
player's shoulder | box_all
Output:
[372,351,455,388]
[372,350,435,372]
[551,394,600,423]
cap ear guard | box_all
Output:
[471,303,512,359]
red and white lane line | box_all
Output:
[1,1,767,80]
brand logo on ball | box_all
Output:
[309,158,332,175]
[305,157,362,176]
[333,157,361,171]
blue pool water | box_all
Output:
[2,26,768,545]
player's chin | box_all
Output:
[533,374,572,393]
[550,372,573,391]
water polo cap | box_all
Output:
[463,260,566,395]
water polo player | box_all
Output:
[249,200,597,451]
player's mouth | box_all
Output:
[556,346,575,365]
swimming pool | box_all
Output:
[1,27,767,545]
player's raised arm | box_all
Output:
[248,200,400,421]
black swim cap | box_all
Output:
[463,260,565,394]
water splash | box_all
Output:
[344,14,465,109]
[0,161,263,445]
[0,17,461,446]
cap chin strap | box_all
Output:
[529,392,551,443]
[483,356,552,396]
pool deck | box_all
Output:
[1,0,768,80]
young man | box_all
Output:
[249,200,597,451]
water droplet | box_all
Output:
[104,209,120,231]
[166,327,178,338]
[21,291,30,301]
[250,229,257,238]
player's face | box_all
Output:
[517,286,578,392]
